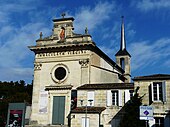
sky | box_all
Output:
[0,0,170,83]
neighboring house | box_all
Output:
[133,74,170,127]
[71,83,133,127]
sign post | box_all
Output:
[140,106,154,127]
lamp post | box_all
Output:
[85,104,87,127]
[80,99,93,127]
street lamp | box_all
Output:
[80,99,93,127]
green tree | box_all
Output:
[0,80,32,126]
[119,87,145,127]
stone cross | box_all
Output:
[61,12,66,18]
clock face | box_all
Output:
[51,64,69,83]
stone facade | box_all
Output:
[133,74,170,127]
[27,16,133,127]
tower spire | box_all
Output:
[115,16,131,83]
[120,16,126,50]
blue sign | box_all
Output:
[140,106,154,120]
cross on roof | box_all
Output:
[61,12,66,18]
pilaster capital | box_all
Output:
[79,59,89,68]
[34,63,42,71]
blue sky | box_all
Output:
[0,0,170,83]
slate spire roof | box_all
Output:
[115,16,131,57]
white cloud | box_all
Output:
[99,45,116,57]
[133,0,170,12]
[0,22,50,67]
[0,22,50,82]
[130,38,170,71]
[0,1,53,82]
[0,68,33,83]
[74,1,116,33]
[0,0,45,25]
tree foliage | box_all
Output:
[119,87,146,127]
[0,80,32,126]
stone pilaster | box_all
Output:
[79,59,89,84]
[30,62,42,124]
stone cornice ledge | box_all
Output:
[45,85,73,90]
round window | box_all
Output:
[51,64,69,83]
[54,67,66,80]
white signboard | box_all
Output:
[140,106,154,120]
[39,90,48,113]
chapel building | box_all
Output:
[27,15,133,127]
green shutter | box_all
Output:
[52,96,65,125]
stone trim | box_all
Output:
[45,85,73,90]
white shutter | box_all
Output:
[162,81,166,102]
[118,90,123,106]
[107,90,112,106]
[87,91,94,106]
[124,90,130,103]
[151,83,154,102]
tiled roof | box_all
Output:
[71,107,106,113]
[77,83,134,90]
[133,74,170,81]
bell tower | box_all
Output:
[115,16,131,83]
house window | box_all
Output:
[151,82,166,102]
[107,90,122,106]
[155,117,164,127]
[112,91,118,106]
